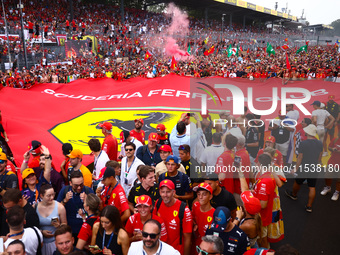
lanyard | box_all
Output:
[147,147,155,164]
[104,182,119,204]
[94,151,102,170]
[125,157,136,178]
[9,230,24,238]
[102,231,114,250]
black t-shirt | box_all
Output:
[297,139,323,178]
[158,172,192,196]
[210,187,237,211]
[206,224,250,255]
[181,157,201,180]
[245,127,259,158]
[128,183,160,206]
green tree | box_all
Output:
[331,19,340,36]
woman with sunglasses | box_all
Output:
[35,184,67,255]
[90,205,129,255]
[76,193,101,251]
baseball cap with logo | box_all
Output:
[311,101,321,107]
[158,144,172,153]
[99,166,116,180]
[193,182,213,195]
[159,179,175,190]
[28,140,42,154]
[68,149,83,159]
[62,143,73,156]
[156,124,166,131]
[329,95,335,100]
[135,118,144,125]
[136,195,152,207]
[265,136,276,143]
[22,168,36,179]
[210,206,231,231]
[166,155,179,164]
[148,133,159,142]
[99,122,112,131]
[243,248,274,255]
[0,152,7,161]
[241,191,262,215]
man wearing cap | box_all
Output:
[192,183,215,249]
[60,143,73,184]
[125,195,167,243]
[156,124,171,146]
[97,166,130,222]
[0,152,18,198]
[99,121,118,161]
[155,145,186,179]
[119,130,143,158]
[121,142,145,196]
[311,100,335,157]
[255,136,283,168]
[159,155,193,202]
[286,124,323,213]
[206,206,250,255]
[130,118,146,145]
[128,166,159,212]
[127,219,180,255]
[269,112,295,164]
[153,180,193,255]
[67,149,92,188]
[136,133,162,167]
[170,113,203,160]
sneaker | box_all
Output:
[285,189,297,200]
[320,186,331,195]
[331,192,339,201]
[305,206,312,213]
[322,152,329,157]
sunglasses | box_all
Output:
[196,246,220,255]
[142,231,160,239]
[125,148,134,152]
[179,145,187,151]
[0,160,6,164]
[73,183,84,188]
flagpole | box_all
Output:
[18,0,28,69]
[1,0,11,67]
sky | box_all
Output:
[250,0,339,25]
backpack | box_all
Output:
[31,226,42,255]
[155,197,186,245]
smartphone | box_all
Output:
[186,113,194,117]
[234,156,241,168]
[51,217,59,223]
[0,237,3,252]
[23,190,30,197]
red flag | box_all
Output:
[247,48,250,54]
[306,41,309,46]
[145,51,152,60]
[240,46,243,51]
[171,56,177,69]
[204,45,215,56]
[286,52,291,70]
[281,44,289,50]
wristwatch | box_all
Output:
[45,155,51,159]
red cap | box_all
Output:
[158,144,172,152]
[135,118,144,125]
[148,133,159,142]
[99,122,112,131]
[243,248,272,255]
[241,191,262,215]
[329,95,335,100]
[265,136,276,143]
[201,110,210,119]
[193,182,213,194]
[159,180,175,190]
[156,124,166,131]
[136,195,152,207]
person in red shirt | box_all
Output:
[125,195,167,243]
[156,123,171,146]
[215,134,238,194]
[76,193,100,250]
[97,166,131,223]
[130,118,146,145]
[28,21,34,38]
[65,20,70,33]
[192,183,215,253]
[27,140,42,169]
[255,136,283,168]
[153,180,192,255]
[99,121,118,161]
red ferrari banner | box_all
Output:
[0,75,338,168]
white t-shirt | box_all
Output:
[5,227,43,255]
[312,109,330,130]
[200,144,224,167]
[128,240,180,255]
[93,150,110,178]
[120,156,145,196]
[287,109,300,122]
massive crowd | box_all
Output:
[0,97,339,254]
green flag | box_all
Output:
[296,45,308,54]
[187,44,191,55]
[236,45,240,57]
[266,42,275,56]
[227,44,233,57]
